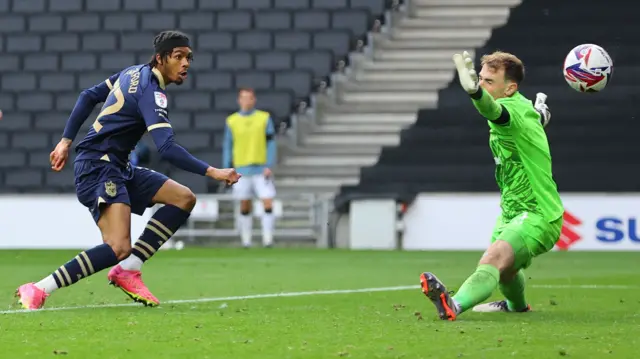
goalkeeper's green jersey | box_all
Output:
[488,92,564,222]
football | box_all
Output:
[563,44,613,93]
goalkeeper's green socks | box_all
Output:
[452,264,500,313]
[499,270,528,311]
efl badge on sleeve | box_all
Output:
[154,91,167,109]
[105,181,117,197]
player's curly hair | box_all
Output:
[148,30,191,67]
[480,51,525,85]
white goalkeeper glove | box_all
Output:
[534,92,551,128]
[452,51,479,94]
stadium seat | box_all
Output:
[335,0,640,208]
[235,71,273,90]
[0,0,388,192]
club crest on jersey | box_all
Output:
[154,91,167,109]
[105,181,117,197]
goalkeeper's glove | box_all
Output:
[534,92,551,128]
[452,51,479,94]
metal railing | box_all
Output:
[148,193,333,247]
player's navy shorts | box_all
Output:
[74,159,169,223]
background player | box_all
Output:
[419,51,563,320]
[222,88,278,248]
[15,30,240,310]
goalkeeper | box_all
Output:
[420,51,564,321]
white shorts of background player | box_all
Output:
[232,174,277,248]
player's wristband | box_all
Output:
[469,88,483,100]
[471,88,502,121]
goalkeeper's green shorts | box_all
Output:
[490,212,563,270]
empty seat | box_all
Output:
[311,0,348,9]
[237,0,272,10]
[350,0,387,17]
[235,71,273,90]
[332,9,370,36]
[0,133,8,149]
[199,0,233,9]
[294,50,333,78]
[175,131,212,151]
[0,152,27,168]
[0,0,361,194]
[274,31,311,51]
[6,169,44,188]
[213,90,239,111]
[293,10,330,30]
[167,170,208,193]
[255,51,292,71]
[236,31,272,51]
[195,71,233,90]
[254,90,294,119]
[173,92,212,110]
[193,112,230,131]
[313,30,352,58]
[198,32,233,51]
[33,112,69,131]
[77,71,110,90]
[11,132,49,150]
[28,150,51,168]
[56,93,81,111]
[217,11,252,30]
[274,70,312,100]
[191,151,223,169]
[255,11,291,30]
[2,73,37,92]
[216,51,253,70]
[274,0,310,9]
[168,111,193,130]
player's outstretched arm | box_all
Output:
[61,72,121,143]
[139,89,240,185]
[452,51,509,124]
[51,73,122,171]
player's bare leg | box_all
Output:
[16,203,130,310]
[239,199,253,248]
[421,240,515,320]
[110,179,196,306]
[261,198,274,247]
[473,269,531,313]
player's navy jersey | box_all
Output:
[75,64,171,167]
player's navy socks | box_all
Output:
[36,243,118,294]
[123,205,190,270]
[499,270,528,311]
[452,264,500,313]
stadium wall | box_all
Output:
[401,193,640,251]
[0,195,152,249]
[3,194,639,251]
[338,193,640,252]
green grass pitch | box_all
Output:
[0,249,637,358]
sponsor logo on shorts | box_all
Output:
[556,211,582,250]
[105,181,117,197]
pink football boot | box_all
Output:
[16,283,48,310]
[107,265,159,307]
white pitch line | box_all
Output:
[0,285,417,315]
[1,284,636,315]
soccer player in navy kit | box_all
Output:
[15,31,240,310]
